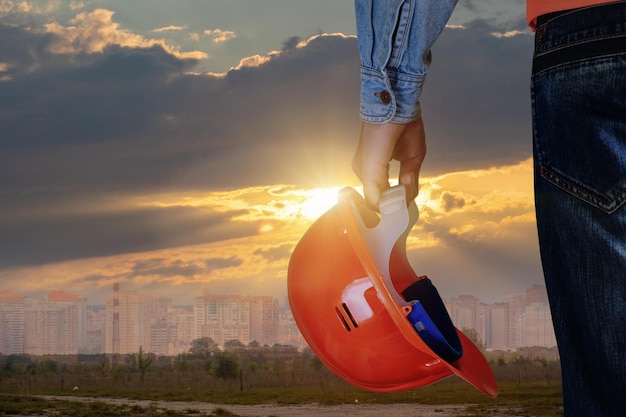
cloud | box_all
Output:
[452,0,527,30]
[420,21,533,174]
[254,244,293,262]
[131,257,207,278]
[44,9,207,59]
[0,17,533,198]
[230,53,275,70]
[0,203,257,269]
[0,0,33,15]
[205,256,244,270]
[404,158,541,301]
[1,0,90,18]
[440,191,473,212]
[204,28,236,43]
[69,1,84,10]
[491,30,526,38]
[153,25,188,33]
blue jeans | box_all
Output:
[532,3,626,416]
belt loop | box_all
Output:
[534,23,546,52]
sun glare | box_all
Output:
[257,222,275,234]
[300,187,343,220]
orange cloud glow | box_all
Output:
[136,185,344,224]
[204,28,237,43]
[45,9,207,60]
[409,158,534,249]
[1,159,536,304]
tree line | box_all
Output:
[0,337,561,396]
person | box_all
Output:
[352,1,626,416]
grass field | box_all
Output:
[0,379,563,417]
[0,348,563,416]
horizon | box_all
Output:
[2,280,549,310]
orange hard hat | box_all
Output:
[288,186,497,396]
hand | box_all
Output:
[352,117,426,211]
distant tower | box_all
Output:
[113,283,120,355]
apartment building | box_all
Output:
[0,290,25,355]
[104,289,169,354]
[194,294,279,347]
[445,284,556,350]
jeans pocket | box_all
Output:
[531,54,626,214]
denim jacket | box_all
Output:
[355,0,458,123]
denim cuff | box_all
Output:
[359,66,424,124]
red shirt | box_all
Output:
[527,0,620,29]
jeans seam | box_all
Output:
[535,31,626,57]
[539,164,626,214]
[388,0,414,70]
[534,52,626,76]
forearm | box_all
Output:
[355,0,458,124]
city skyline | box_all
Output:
[2,274,545,308]
[1,282,555,356]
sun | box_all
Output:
[299,187,344,220]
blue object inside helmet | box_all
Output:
[403,278,463,363]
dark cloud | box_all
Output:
[0,28,359,198]
[0,44,196,150]
[0,15,535,269]
[132,258,206,277]
[281,35,302,52]
[254,244,293,262]
[205,256,244,270]
[0,19,533,192]
[128,256,243,278]
[454,0,527,31]
[421,21,534,174]
[0,205,255,268]
[440,191,472,212]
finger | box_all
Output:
[399,171,417,201]
[353,151,390,210]
[353,122,406,210]
[394,118,426,201]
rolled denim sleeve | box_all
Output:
[355,0,457,124]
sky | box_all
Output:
[0,0,541,306]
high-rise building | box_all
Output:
[445,285,556,350]
[24,290,83,355]
[194,294,279,347]
[250,296,279,346]
[488,302,510,350]
[165,307,195,354]
[194,295,250,346]
[150,319,179,356]
[516,285,556,348]
[105,285,171,354]
[446,294,488,345]
[277,306,307,349]
[526,284,550,305]
[524,301,556,348]
[84,306,106,354]
[0,290,25,355]
[506,293,526,349]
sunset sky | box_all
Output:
[0,0,541,306]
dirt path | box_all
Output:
[37,395,475,416]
